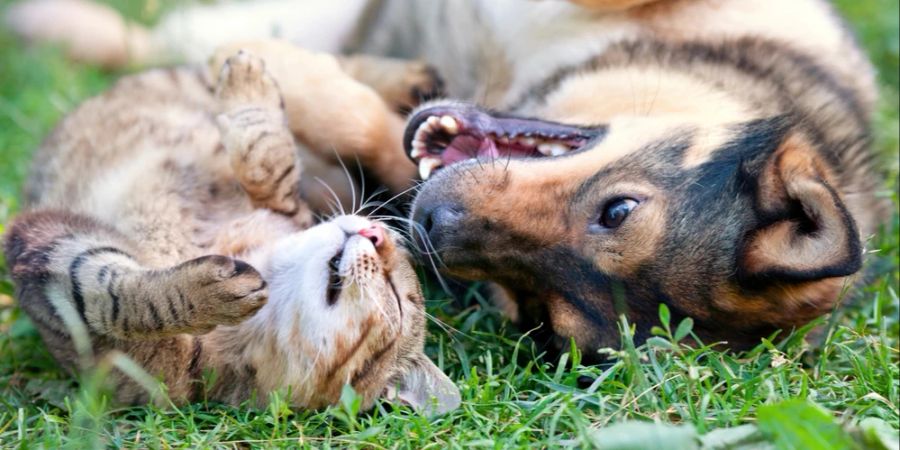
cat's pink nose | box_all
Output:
[358,223,385,248]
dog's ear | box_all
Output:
[739,133,862,283]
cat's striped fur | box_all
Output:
[4,51,459,413]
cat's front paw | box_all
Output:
[178,255,268,330]
[215,50,283,112]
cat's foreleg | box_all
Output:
[210,41,418,193]
[215,51,313,227]
[3,210,268,342]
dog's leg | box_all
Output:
[338,55,445,113]
[210,40,417,193]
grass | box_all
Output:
[0,0,898,448]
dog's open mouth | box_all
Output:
[404,105,605,179]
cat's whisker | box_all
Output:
[359,182,422,217]
[380,222,414,248]
[356,187,390,214]
[314,177,346,217]
[365,214,451,296]
[352,154,367,216]
[329,147,358,214]
[423,311,468,342]
[370,215,447,263]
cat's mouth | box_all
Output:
[324,236,395,308]
[326,250,343,306]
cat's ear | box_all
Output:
[390,356,460,416]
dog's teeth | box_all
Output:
[549,143,568,156]
[426,116,440,128]
[536,142,568,156]
[419,156,442,179]
[439,115,459,134]
[413,133,428,151]
[415,123,432,144]
[520,137,536,146]
[410,141,427,159]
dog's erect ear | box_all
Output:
[739,133,862,283]
[389,356,460,416]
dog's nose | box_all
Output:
[414,202,465,251]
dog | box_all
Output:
[7,0,891,361]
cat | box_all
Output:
[3,50,460,414]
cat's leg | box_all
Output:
[4,210,269,403]
[338,55,445,113]
[3,210,268,344]
[210,41,418,193]
[215,51,313,226]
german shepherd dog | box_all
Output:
[7,0,891,361]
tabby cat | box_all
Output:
[3,51,460,414]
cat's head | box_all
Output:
[259,215,459,414]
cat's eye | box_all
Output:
[598,198,639,229]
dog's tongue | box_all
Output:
[442,135,499,164]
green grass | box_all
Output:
[0,0,898,448]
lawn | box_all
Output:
[0,0,897,448]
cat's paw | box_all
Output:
[214,52,306,219]
[215,51,283,112]
[179,255,268,329]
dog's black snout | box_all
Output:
[413,202,465,252]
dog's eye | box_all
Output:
[599,198,638,228]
